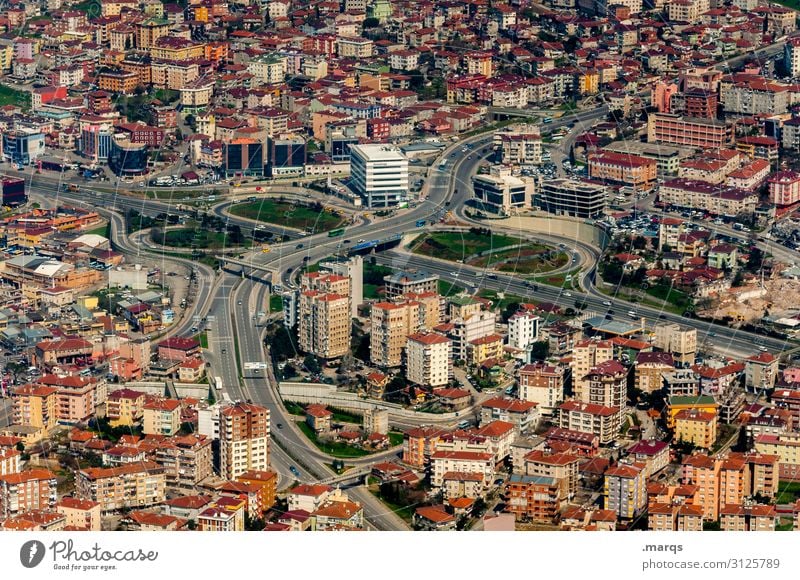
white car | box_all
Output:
[603,300,612,306]
[450,271,459,276]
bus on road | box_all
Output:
[328,228,345,237]
[542,116,553,124]
[416,219,426,227]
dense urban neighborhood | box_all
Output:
[4,0,800,534]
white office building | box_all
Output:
[350,144,409,208]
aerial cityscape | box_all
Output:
[3,0,800,535]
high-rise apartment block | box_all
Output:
[219,403,270,480]
[299,272,352,360]
[406,332,452,388]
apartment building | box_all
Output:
[745,352,779,391]
[480,397,539,434]
[649,503,705,531]
[430,450,494,488]
[628,440,670,478]
[768,171,800,206]
[219,402,270,480]
[299,273,351,360]
[496,132,542,166]
[674,409,718,450]
[604,141,687,175]
[666,396,719,429]
[647,113,731,149]
[406,332,452,388]
[247,54,288,85]
[682,454,720,521]
[720,503,777,531]
[660,178,758,217]
[106,388,146,427]
[468,333,504,366]
[505,474,561,523]
[588,150,657,192]
[154,434,213,489]
[383,269,438,299]
[507,311,541,353]
[604,463,647,520]
[370,301,420,367]
[337,37,374,59]
[142,399,181,436]
[287,484,342,513]
[653,323,697,366]
[0,469,57,518]
[55,497,101,531]
[518,362,565,415]
[770,389,800,424]
[12,385,58,431]
[634,352,675,393]
[782,117,800,152]
[558,400,621,445]
[76,462,165,512]
[754,433,800,480]
[586,360,628,411]
[237,470,278,513]
[319,255,364,318]
[667,0,710,22]
[523,449,581,500]
[312,500,364,531]
[449,310,496,362]
[658,217,685,251]
[0,448,20,477]
[731,452,780,499]
[198,505,244,532]
[403,426,449,468]
[720,77,789,116]
[570,340,613,403]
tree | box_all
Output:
[303,354,322,374]
[632,236,648,250]
[337,353,355,373]
[407,69,425,90]
[745,246,765,273]
[15,441,24,452]
[501,301,521,323]
[529,340,549,361]
[150,226,164,245]
[363,17,380,28]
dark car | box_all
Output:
[659,314,667,319]
[277,423,283,429]
[289,466,300,476]
[296,244,304,249]
[344,239,351,244]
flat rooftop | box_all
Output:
[351,144,407,162]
